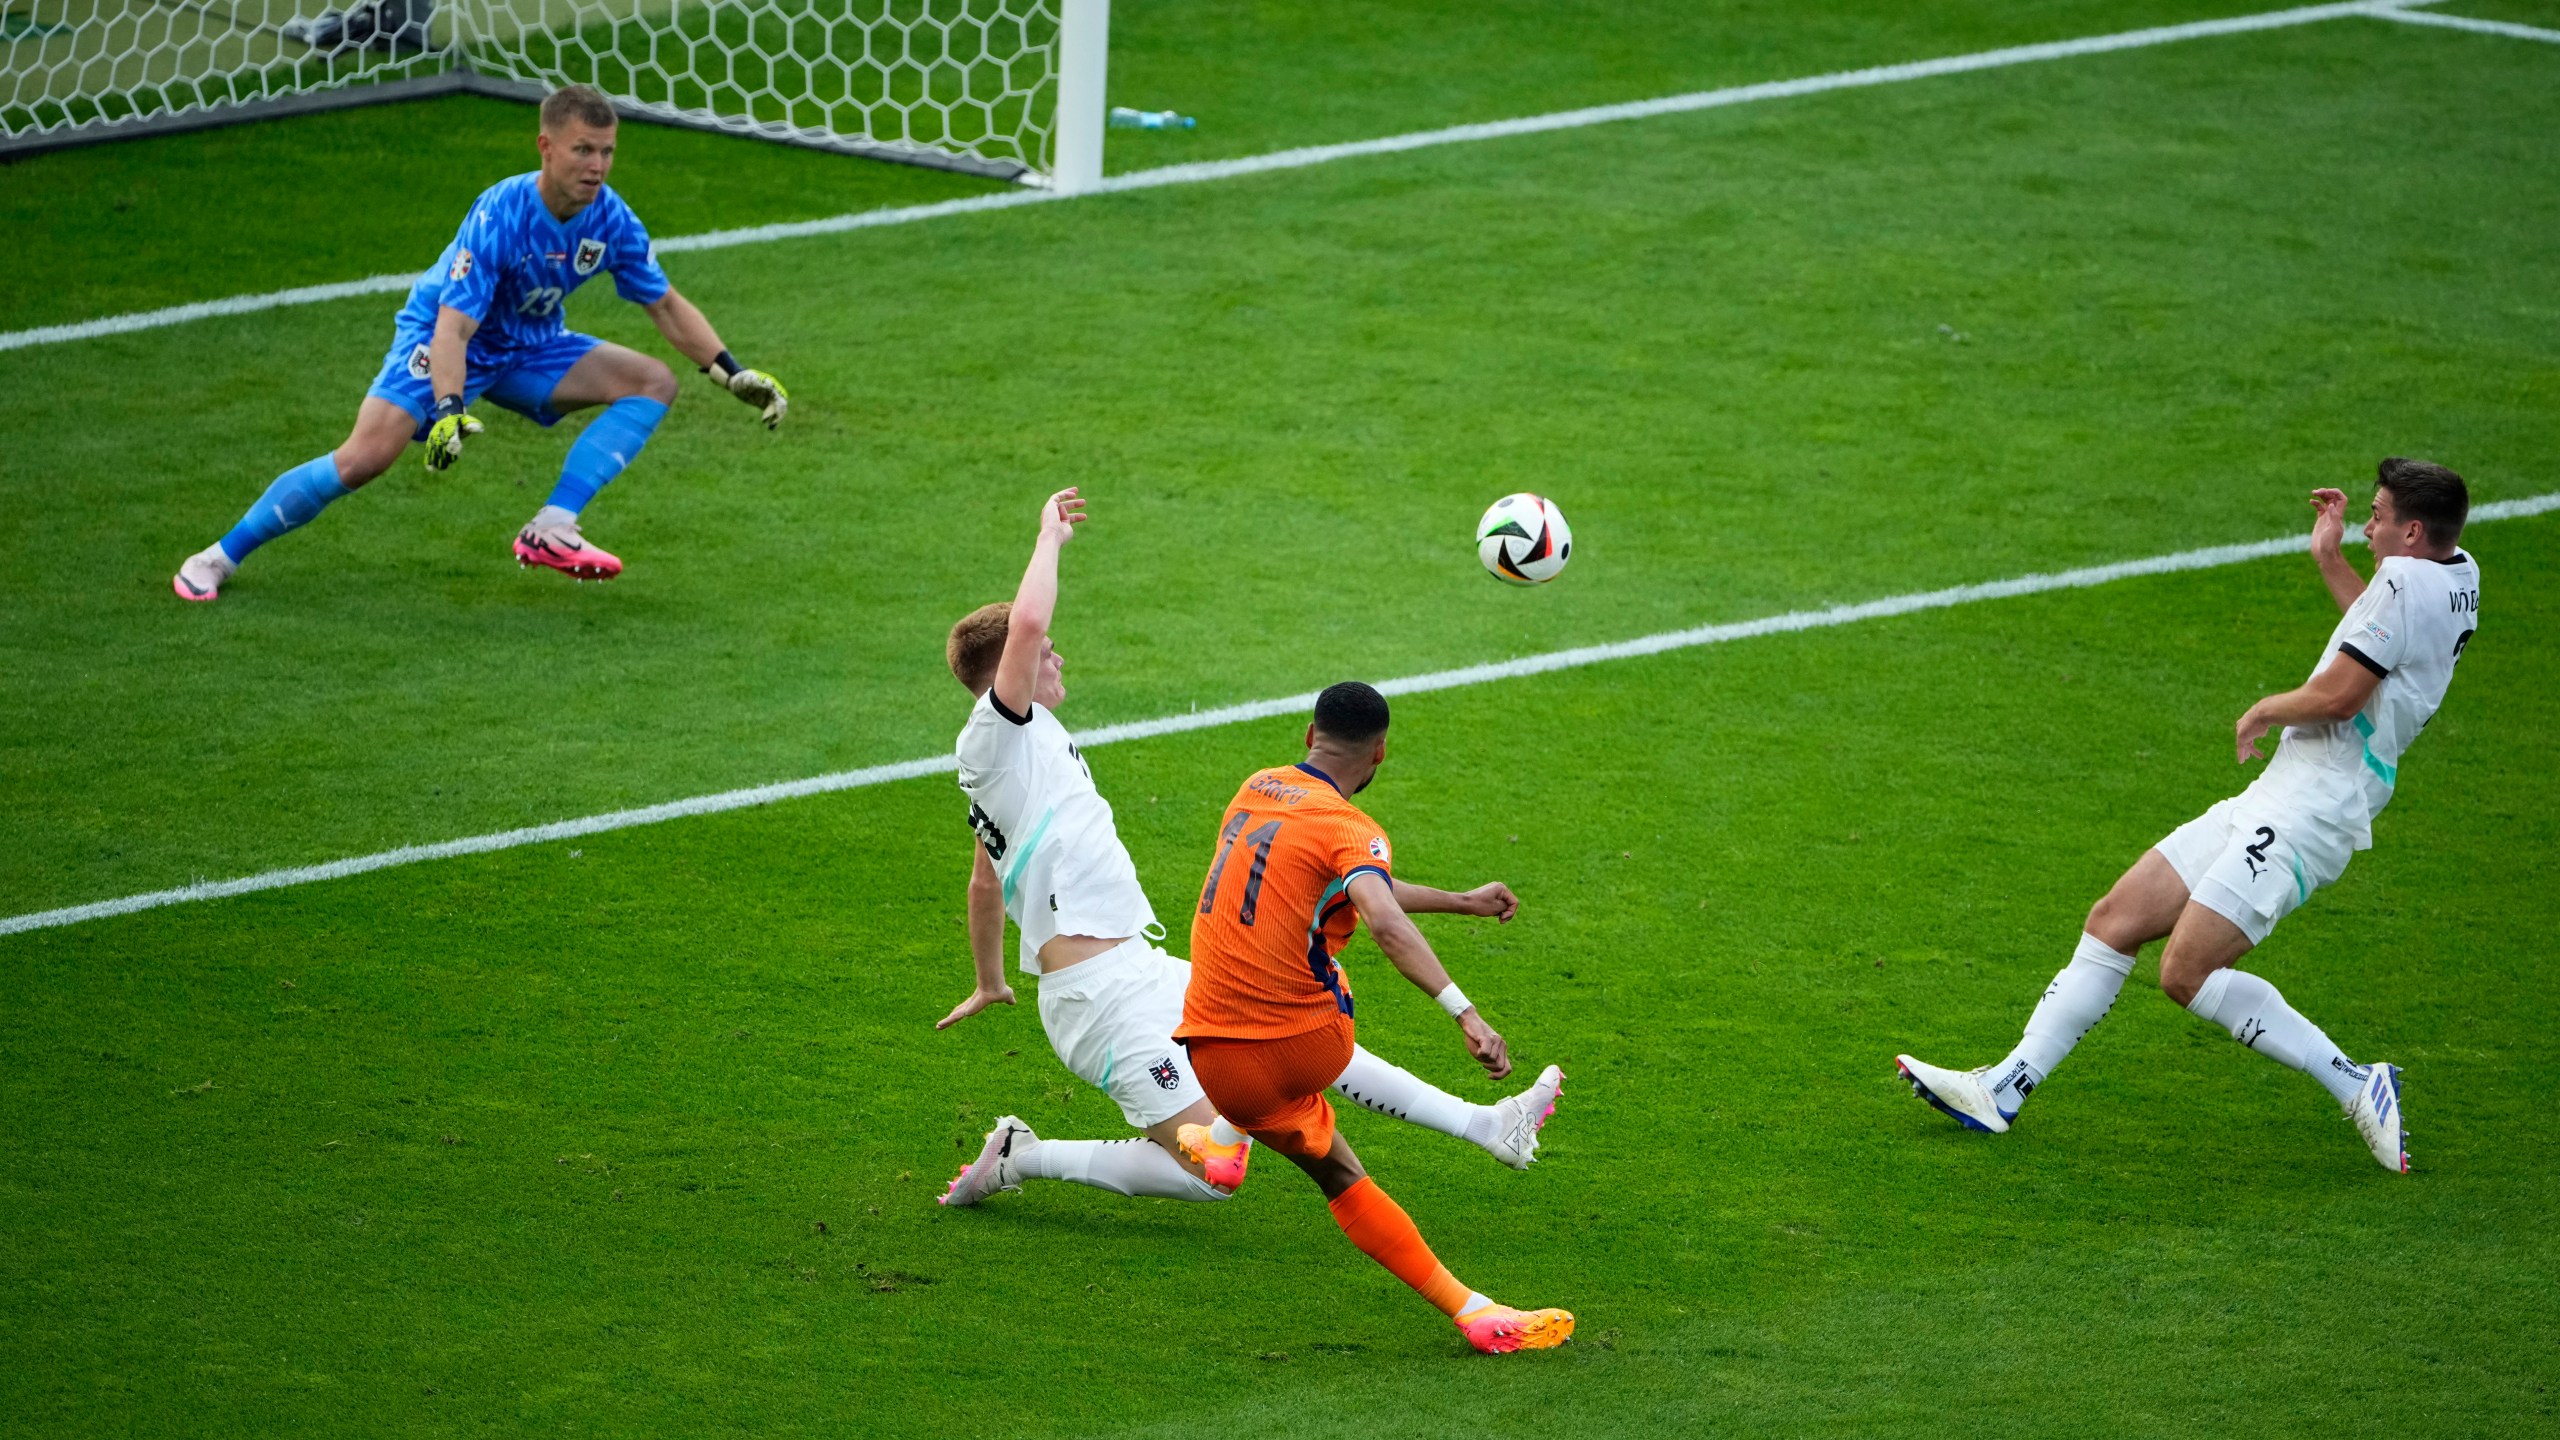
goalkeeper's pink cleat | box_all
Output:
[514,516,621,581]
[1176,1123,1252,1191]
[1455,1302,1576,1354]
[172,544,235,602]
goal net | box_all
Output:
[1,0,1072,180]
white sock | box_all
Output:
[533,503,579,529]
[1015,1137,1228,1201]
[1209,1116,1247,1147]
[2186,968,2367,1108]
[1332,1045,1495,1147]
[1988,933,2137,1113]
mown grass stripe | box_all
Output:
[6,488,2550,941]
[0,0,2440,354]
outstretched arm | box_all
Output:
[1391,878,1518,922]
[2308,487,2367,613]
[938,842,1016,1029]
[989,488,1086,717]
[642,287,728,370]
[646,287,788,429]
[1347,872,1511,1079]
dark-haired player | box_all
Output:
[173,83,788,601]
[934,493,1564,1210]
[1897,460,2483,1173]
[1178,680,1575,1353]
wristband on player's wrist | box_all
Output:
[702,349,742,381]
[433,394,466,420]
[1435,982,1473,1019]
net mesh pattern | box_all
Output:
[1,0,1060,174]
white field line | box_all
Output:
[2371,7,2560,41]
[7,489,2553,941]
[0,0,2438,355]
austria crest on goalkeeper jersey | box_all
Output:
[2267,550,2481,848]
[395,173,671,355]
[954,691,1158,975]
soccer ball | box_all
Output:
[1475,493,1572,586]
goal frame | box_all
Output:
[0,0,1109,188]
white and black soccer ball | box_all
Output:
[1475,492,1572,586]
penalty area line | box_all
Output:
[5,486,2553,942]
[0,0,2441,354]
[2368,7,2560,42]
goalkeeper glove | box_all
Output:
[705,350,789,430]
[423,396,483,473]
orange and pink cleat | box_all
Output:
[1455,1302,1576,1354]
[1176,1122,1252,1192]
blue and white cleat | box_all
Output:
[1895,1054,2013,1134]
[2348,1064,2408,1174]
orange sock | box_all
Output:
[1326,1176,1475,1317]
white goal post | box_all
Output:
[0,0,1110,186]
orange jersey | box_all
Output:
[1178,764,1395,1043]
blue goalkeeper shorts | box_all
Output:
[365,322,602,439]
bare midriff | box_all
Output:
[1035,933,1131,972]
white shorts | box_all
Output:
[1035,937,1206,1129]
[2154,788,2356,946]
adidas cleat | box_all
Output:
[938,1115,1033,1206]
[1456,1302,1575,1354]
[1487,1064,1565,1170]
[172,544,236,603]
[2348,1064,2408,1174]
[514,517,622,580]
[1896,1054,2013,1134]
[1176,1123,1251,1191]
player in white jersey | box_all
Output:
[934,489,1564,1207]
[1896,460,2481,1173]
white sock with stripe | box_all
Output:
[1989,933,2137,1115]
[2186,968,2367,1108]
[1332,1044,1499,1148]
[1016,1137,1227,1201]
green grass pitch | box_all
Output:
[4,3,2558,1434]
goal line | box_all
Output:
[0,0,2450,355]
[5,489,2552,942]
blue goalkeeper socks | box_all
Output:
[220,453,352,563]
[545,396,667,515]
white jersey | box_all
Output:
[2260,550,2481,849]
[954,690,1158,974]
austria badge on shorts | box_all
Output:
[574,238,607,275]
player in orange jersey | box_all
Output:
[1176,680,1575,1354]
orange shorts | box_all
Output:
[1185,1013,1355,1161]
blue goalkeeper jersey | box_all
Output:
[395,173,671,355]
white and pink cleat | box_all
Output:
[514,514,622,581]
[1488,1065,1564,1169]
[172,544,236,602]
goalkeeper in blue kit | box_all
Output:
[174,83,788,601]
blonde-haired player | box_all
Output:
[935,489,1562,1208]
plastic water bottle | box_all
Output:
[1108,106,1196,131]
